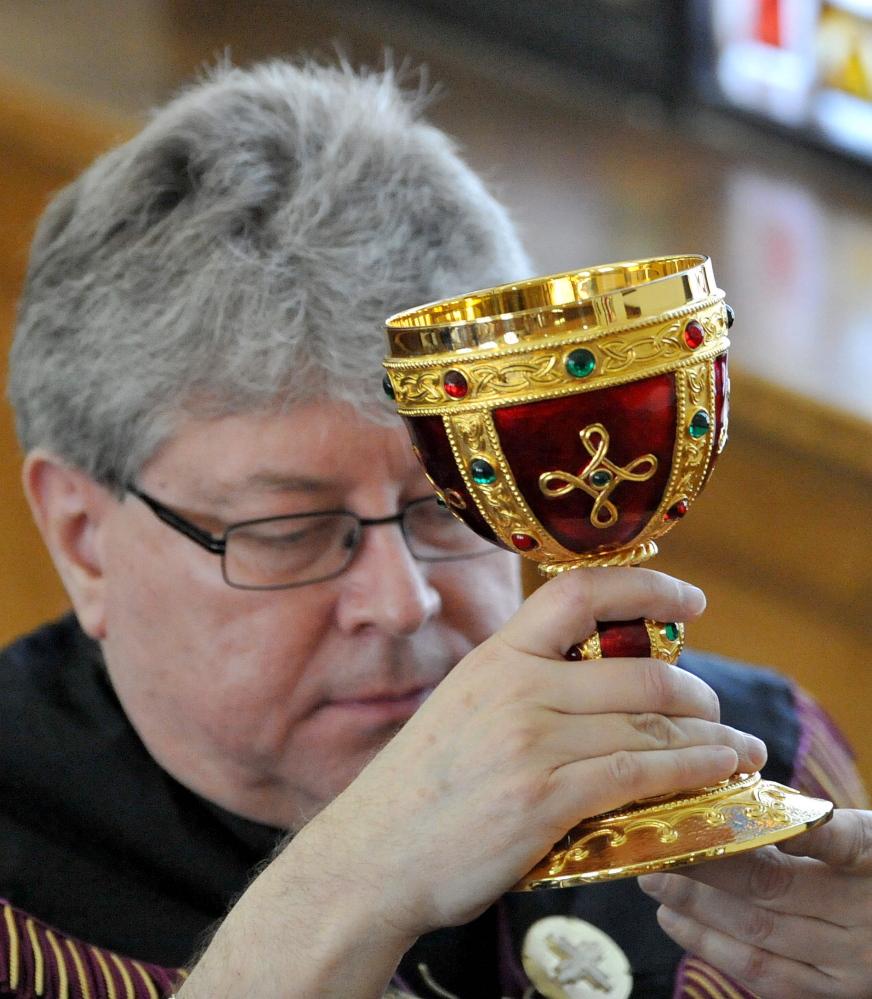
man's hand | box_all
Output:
[181,566,766,999]
[319,565,765,938]
[638,809,872,998]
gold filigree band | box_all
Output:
[384,297,729,417]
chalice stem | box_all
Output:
[565,618,684,663]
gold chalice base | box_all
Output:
[517,772,833,890]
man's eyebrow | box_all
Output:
[237,472,339,493]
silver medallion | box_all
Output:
[522,916,632,999]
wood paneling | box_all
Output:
[0,72,133,644]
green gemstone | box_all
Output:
[664,622,680,642]
[470,458,496,484]
[689,410,711,438]
[566,348,596,379]
[382,374,395,400]
[590,469,611,488]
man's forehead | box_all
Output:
[153,405,419,506]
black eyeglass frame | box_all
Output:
[126,485,494,590]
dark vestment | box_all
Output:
[0,614,851,998]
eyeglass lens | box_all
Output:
[223,498,495,589]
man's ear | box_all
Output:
[22,450,113,640]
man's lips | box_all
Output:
[315,685,435,723]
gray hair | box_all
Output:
[9,58,531,490]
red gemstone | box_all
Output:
[665,499,689,521]
[684,321,705,349]
[443,370,469,399]
[511,533,539,551]
[564,645,584,661]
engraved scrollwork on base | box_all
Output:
[517,775,833,889]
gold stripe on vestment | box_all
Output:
[130,960,159,999]
[92,946,117,999]
[109,951,136,999]
[3,904,19,990]
[45,930,69,999]
[25,918,44,995]
[64,938,92,999]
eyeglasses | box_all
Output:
[126,485,496,590]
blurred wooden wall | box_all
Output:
[0,71,134,643]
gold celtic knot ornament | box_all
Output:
[538,423,658,529]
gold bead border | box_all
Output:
[438,356,719,568]
[385,296,728,417]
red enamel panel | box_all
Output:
[402,415,510,550]
[492,375,677,553]
[598,618,652,658]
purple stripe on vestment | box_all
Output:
[496,898,530,997]
[790,684,868,808]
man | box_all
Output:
[3,58,870,999]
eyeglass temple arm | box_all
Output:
[127,486,226,554]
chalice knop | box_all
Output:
[383,255,832,889]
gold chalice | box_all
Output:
[383,255,832,889]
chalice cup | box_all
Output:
[383,254,832,889]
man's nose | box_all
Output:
[334,521,442,635]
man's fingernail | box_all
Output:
[746,734,768,765]
[680,583,706,615]
[637,873,666,893]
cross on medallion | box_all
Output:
[544,932,613,993]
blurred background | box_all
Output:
[2,0,872,782]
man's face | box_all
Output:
[96,401,522,828]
